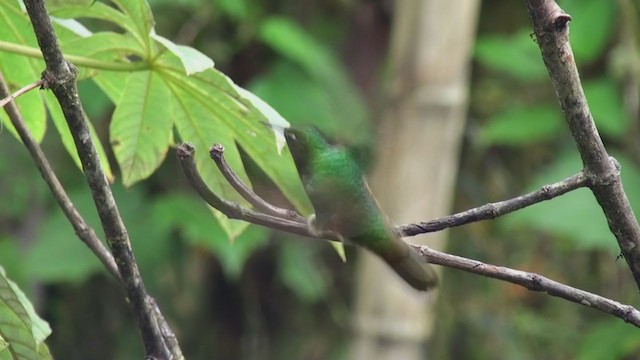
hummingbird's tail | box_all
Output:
[383,243,439,291]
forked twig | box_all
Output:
[0,79,44,108]
[209,143,306,222]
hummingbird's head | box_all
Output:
[284,126,329,175]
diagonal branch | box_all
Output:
[0,73,120,281]
[399,171,589,236]
[194,141,591,238]
[21,1,181,359]
[418,245,640,327]
[525,0,640,288]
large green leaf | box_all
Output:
[112,0,156,55]
[44,92,114,181]
[50,1,152,54]
[150,30,213,75]
[2,0,315,241]
[168,80,251,238]
[157,51,312,213]
[0,1,114,179]
[110,70,173,186]
[61,31,145,59]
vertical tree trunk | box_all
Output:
[350,1,479,359]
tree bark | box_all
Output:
[350,1,479,359]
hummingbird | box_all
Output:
[284,126,438,291]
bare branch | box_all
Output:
[0,79,44,108]
[209,143,306,222]
[399,171,589,236]
[525,0,640,288]
[178,143,323,239]
[0,73,120,281]
[418,245,640,327]
[21,1,181,358]
[180,142,640,325]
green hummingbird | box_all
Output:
[284,126,438,291]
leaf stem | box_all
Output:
[0,40,150,72]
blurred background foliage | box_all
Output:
[1,0,640,358]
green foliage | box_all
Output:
[0,268,52,359]
[213,0,248,20]
[560,0,616,64]
[0,2,47,143]
[478,105,563,146]
[150,194,269,279]
[0,0,318,239]
[577,319,640,360]
[583,78,627,137]
[503,150,640,252]
[257,16,369,144]
[277,241,328,302]
[25,184,173,283]
[0,1,112,179]
[475,29,548,81]
[109,70,174,186]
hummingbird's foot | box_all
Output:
[307,214,320,237]
[307,213,341,241]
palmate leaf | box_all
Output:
[2,0,313,239]
[0,0,113,180]
[45,0,314,238]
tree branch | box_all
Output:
[178,143,321,238]
[525,0,640,288]
[22,1,181,358]
[418,245,640,327]
[193,142,591,239]
[178,143,640,327]
[0,73,120,281]
[399,171,589,236]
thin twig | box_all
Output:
[22,1,181,359]
[209,143,306,222]
[0,73,120,281]
[525,0,640,288]
[399,171,589,236]
[0,79,44,108]
[418,245,640,327]
[179,143,322,238]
